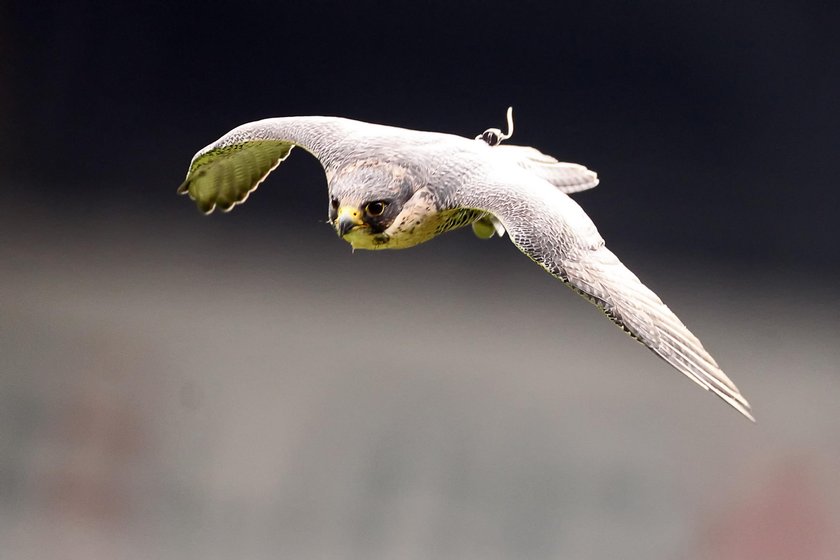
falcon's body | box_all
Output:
[179,113,754,421]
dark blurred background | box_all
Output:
[2,1,839,559]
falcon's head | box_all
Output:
[327,160,429,250]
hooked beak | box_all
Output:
[336,206,365,237]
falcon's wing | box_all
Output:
[177,117,351,213]
[454,173,753,420]
[494,145,599,194]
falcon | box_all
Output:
[178,109,754,421]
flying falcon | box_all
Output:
[178,109,754,421]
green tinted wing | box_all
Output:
[177,140,294,213]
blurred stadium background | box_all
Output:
[2,2,839,558]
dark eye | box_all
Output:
[365,201,387,216]
[330,197,339,209]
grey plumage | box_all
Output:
[178,114,754,421]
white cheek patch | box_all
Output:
[386,196,436,237]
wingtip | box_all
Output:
[719,390,755,422]
[737,406,756,423]
[739,401,756,423]
[732,400,756,422]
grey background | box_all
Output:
[2,1,839,558]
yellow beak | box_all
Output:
[336,206,364,237]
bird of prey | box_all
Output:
[178,109,754,421]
